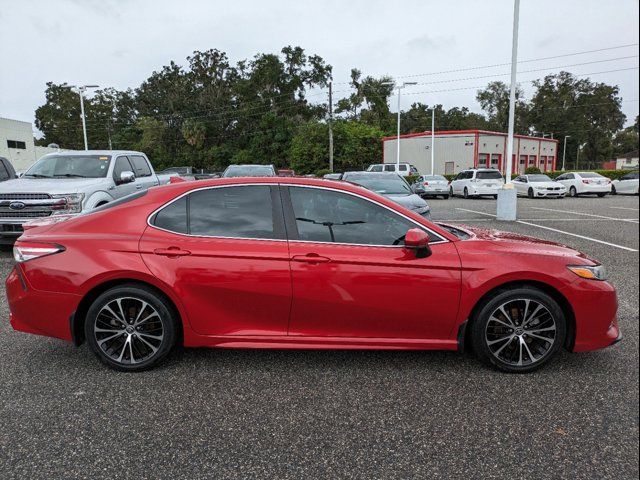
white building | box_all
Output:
[615,150,639,170]
[0,117,62,172]
[382,129,559,176]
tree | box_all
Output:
[35,83,85,149]
[476,81,529,133]
[290,120,384,174]
[529,72,625,168]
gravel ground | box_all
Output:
[0,194,638,479]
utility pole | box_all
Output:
[430,107,435,175]
[394,82,417,168]
[328,82,334,172]
[496,0,520,221]
[562,135,571,170]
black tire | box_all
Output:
[450,186,454,198]
[528,188,534,199]
[442,194,450,200]
[493,195,498,200]
[84,284,177,372]
[611,185,617,195]
[470,286,566,373]
[463,187,469,199]
[597,192,606,198]
[569,186,578,197]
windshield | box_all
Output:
[476,171,503,180]
[223,166,274,177]
[348,176,412,195]
[424,175,447,181]
[579,172,604,179]
[528,175,552,182]
[25,155,111,178]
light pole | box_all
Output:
[62,83,99,150]
[430,107,435,175]
[562,135,571,171]
[496,0,520,221]
[394,82,417,168]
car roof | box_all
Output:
[225,164,275,168]
[40,150,145,156]
[343,171,402,179]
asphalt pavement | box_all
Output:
[0,194,638,479]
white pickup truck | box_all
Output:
[0,150,175,244]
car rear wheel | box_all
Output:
[443,194,450,200]
[463,187,469,199]
[528,188,534,199]
[85,285,177,371]
[611,185,617,195]
[471,287,566,373]
[597,193,607,198]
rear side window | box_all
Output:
[399,164,408,171]
[384,165,395,172]
[153,196,187,233]
[130,155,152,177]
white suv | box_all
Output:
[450,168,505,199]
[367,163,419,177]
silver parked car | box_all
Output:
[412,174,450,199]
[341,172,432,220]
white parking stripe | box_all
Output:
[529,206,639,223]
[610,206,639,212]
[455,207,639,252]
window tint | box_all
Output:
[399,164,408,171]
[113,156,134,181]
[370,165,383,172]
[476,171,503,180]
[384,165,395,172]
[154,196,187,233]
[289,187,435,246]
[189,186,276,239]
[130,155,152,177]
[579,172,604,179]
[566,173,575,180]
[0,162,9,180]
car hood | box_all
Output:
[0,177,107,194]
[444,223,594,262]
[384,193,429,210]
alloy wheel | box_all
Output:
[484,298,557,367]
[93,297,164,365]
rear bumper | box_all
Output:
[469,185,501,196]
[424,187,449,195]
[580,185,611,194]
[6,265,78,342]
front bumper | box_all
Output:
[6,265,79,342]
[534,189,566,197]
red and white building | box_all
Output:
[382,130,559,176]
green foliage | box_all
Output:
[525,166,542,174]
[404,174,419,185]
[290,120,384,174]
[315,169,332,177]
[476,81,529,133]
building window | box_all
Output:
[7,140,26,149]
[529,155,537,167]
[519,155,527,165]
[491,154,500,167]
[478,153,490,167]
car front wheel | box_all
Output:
[85,284,177,371]
[569,186,578,197]
[471,287,566,373]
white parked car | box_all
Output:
[450,168,504,199]
[554,172,612,197]
[366,163,419,177]
[611,172,639,195]
[512,174,567,198]
[411,174,450,199]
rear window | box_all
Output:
[424,175,447,181]
[476,171,503,180]
[579,172,604,179]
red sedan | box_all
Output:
[6,177,620,373]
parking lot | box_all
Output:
[0,194,637,479]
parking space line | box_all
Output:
[456,207,639,252]
[610,206,639,212]
[529,206,639,223]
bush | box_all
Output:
[525,166,542,174]
[315,169,332,177]
[404,174,419,185]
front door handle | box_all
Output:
[154,247,191,258]
[136,184,144,189]
[292,253,331,264]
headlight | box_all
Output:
[413,205,430,214]
[51,193,85,214]
[567,264,607,281]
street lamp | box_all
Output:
[562,135,571,171]
[62,83,99,150]
[383,81,417,169]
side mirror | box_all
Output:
[119,171,136,185]
[413,185,426,194]
[404,228,432,258]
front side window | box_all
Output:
[130,155,152,177]
[288,187,434,246]
[113,156,134,181]
[25,155,111,178]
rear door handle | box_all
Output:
[292,254,331,264]
[154,247,191,257]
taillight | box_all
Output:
[423,181,429,186]
[13,241,65,263]
[582,180,590,184]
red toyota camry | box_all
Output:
[6,177,620,373]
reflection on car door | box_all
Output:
[283,186,462,341]
[140,185,292,336]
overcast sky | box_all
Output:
[1,0,638,131]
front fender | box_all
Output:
[84,191,114,210]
